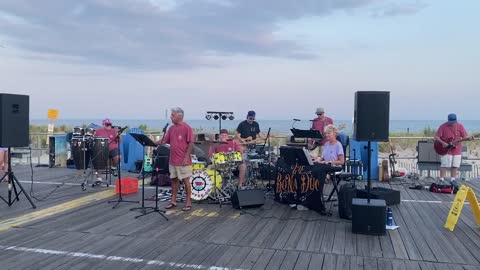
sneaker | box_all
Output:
[450,179,459,187]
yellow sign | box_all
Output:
[445,185,480,231]
[47,109,59,120]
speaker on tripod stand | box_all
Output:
[351,91,390,235]
[0,93,36,208]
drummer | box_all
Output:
[94,119,122,180]
[208,129,247,187]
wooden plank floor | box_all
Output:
[0,166,479,269]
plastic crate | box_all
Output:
[115,178,139,194]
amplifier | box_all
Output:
[417,141,440,163]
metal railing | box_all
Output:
[10,133,480,179]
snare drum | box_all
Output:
[190,169,222,200]
[91,137,109,170]
[210,152,227,165]
[71,137,91,170]
[192,161,206,170]
[226,151,242,163]
[73,126,84,137]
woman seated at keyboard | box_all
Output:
[313,124,344,166]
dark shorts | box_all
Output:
[109,148,119,159]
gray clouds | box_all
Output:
[0,0,426,69]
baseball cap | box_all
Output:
[448,113,457,124]
[247,110,256,117]
[220,129,228,134]
[102,118,112,125]
[316,107,325,115]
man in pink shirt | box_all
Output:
[434,113,473,185]
[94,118,122,182]
[310,107,334,156]
[208,129,246,186]
[157,107,194,211]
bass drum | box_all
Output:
[190,169,222,201]
[71,137,90,170]
[91,137,109,170]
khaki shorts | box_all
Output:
[440,155,461,168]
[169,165,192,180]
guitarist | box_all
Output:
[235,110,266,145]
[434,113,472,185]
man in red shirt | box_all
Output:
[310,107,334,157]
[209,129,246,186]
[434,113,473,185]
[94,118,122,181]
[157,107,194,211]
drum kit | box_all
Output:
[70,126,113,190]
[185,142,277,203]
[151,138,278,204]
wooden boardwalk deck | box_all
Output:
[0,165,479,270]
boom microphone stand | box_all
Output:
[0,147,36,208]
[108,127,139,208]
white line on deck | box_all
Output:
[401,199,443,203]
[0,245,246,270]
[17,180,158,189]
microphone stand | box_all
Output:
[260,127,273,192]
[108,127,139,209]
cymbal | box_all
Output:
[209,140,228,144]
[194,140,228,145]
[239,140,266,145]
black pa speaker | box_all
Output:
[338,183,358,220]
[352,198,386,235]
[0,94,30,147]
[353,91,390,142]
[231,189,265,209]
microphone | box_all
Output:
[162,123,169,133]
[293,118,301,122]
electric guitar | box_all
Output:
[433,134,478,155]
[240,136,266,145]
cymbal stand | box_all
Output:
[77,136,93,191]
[208,158,228,207]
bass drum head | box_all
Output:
[190,169,222,201]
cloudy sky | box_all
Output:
[0,0,478,120]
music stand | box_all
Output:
[280,146,313,166]
[129,133,168,220]
[290,128,323,140]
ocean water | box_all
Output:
[31,119,480,135]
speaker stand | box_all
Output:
[0,147,36,208]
